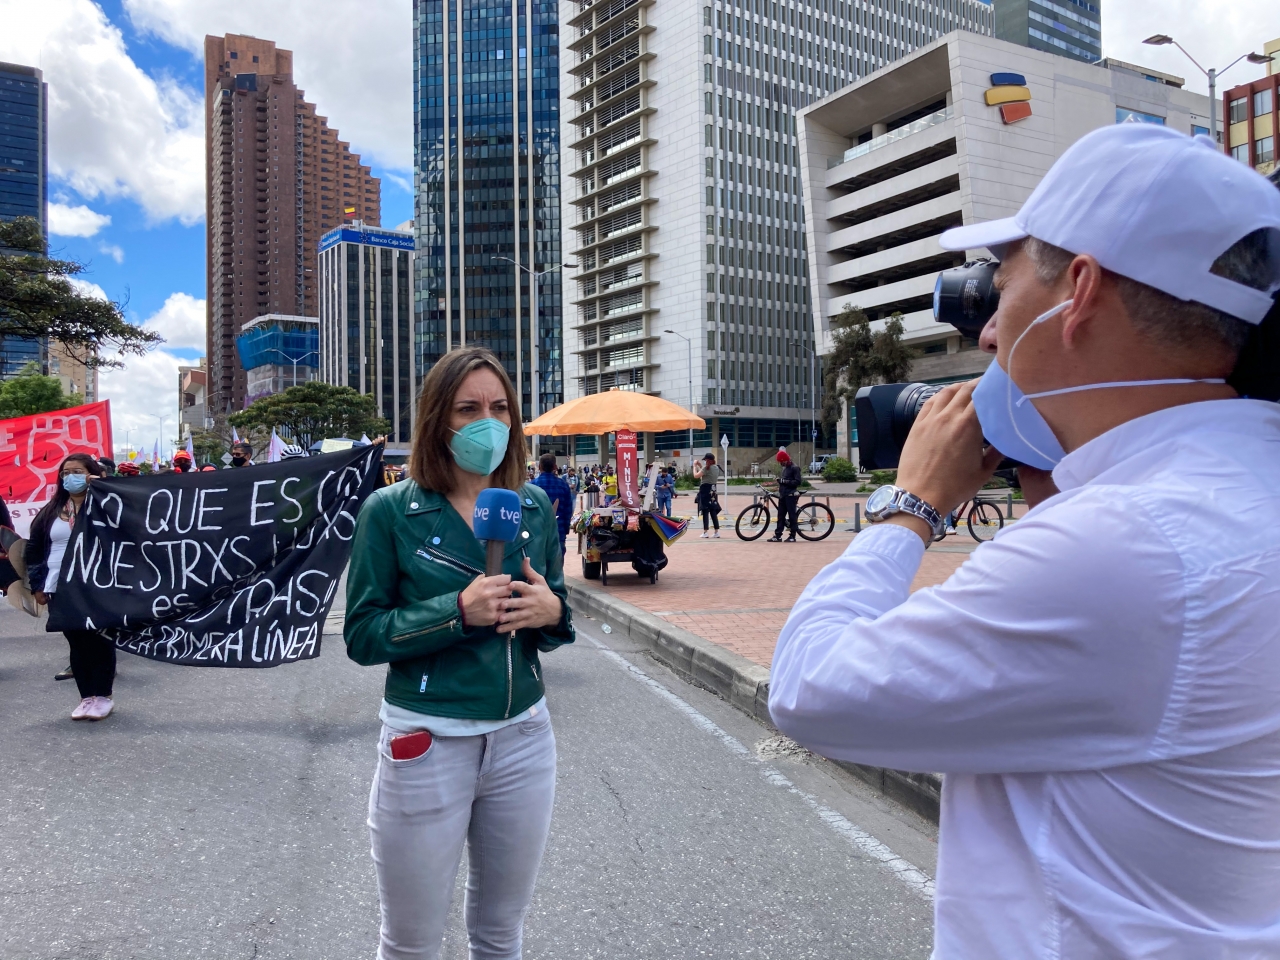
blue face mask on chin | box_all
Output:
[972,299,1226,471]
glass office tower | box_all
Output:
[413,0,564,426]
[0,61,49,379]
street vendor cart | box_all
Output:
[524,389,702,587]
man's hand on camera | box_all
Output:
[891,380,1004,541]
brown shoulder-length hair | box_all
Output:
[409,346,528,493]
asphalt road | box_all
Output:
[0,599,937,959]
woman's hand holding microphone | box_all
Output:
[458,558,562,631]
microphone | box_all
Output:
[473,488,523,576]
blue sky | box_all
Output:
[5,0,1277,451]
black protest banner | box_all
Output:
[47,444,382,667]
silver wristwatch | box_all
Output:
[864,485,946,539]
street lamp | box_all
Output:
[273,348,319,388]
[1142,35,1274,149]
[663,329,695,471]
[789,338,818,470]
[492,256,577,459]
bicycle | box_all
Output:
[735,484,835,542]
[935,495,1006,543]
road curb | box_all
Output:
[564,579,942,823]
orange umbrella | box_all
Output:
[523,388,705,436]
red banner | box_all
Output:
[616,428,639,509]
[0,401,113,536]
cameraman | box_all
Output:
[770,124,1280,958]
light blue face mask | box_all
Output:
[972,299,1226,471]
[449,418,511,476]
[62,473,89,495]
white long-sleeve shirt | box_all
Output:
[770,399,1280,959]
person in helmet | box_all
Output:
[280,443,307,460]
[117,462,140,477]
[172,451,193,473]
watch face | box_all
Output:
[866,484,896,515]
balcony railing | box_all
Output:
[830,104,953,168]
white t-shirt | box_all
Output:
[43,517,72,594]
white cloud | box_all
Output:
[98,292,206,453]
[141,291,205,351]
[48,202,112,237]
[98,242,125,264]
[98,347,184,457]
[1102,2,1280,99]
[1,0,205,224]
[123,0,413,170]
[69,278,109,301]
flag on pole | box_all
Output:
[231,426,241,443]
[151,441,160,470]
[186,436,195,461]
[267,428,285,464]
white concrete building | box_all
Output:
[559,0,994,466]
[797,32,1215,456]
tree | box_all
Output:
[820,305,916,429]
[229,380,389,450]
[0,216,162,368]
[0,360,79,419]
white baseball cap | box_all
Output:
[939,123,1280,323]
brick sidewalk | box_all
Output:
[565,491,1014,668]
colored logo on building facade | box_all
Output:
[985,72,1032,124]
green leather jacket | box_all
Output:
[343,480,574,720]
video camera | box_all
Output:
[856,249,1280,471]
[854,259,999,470]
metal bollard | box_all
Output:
[852,502,861,533]
[1006,492,1014,520]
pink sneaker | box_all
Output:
[71,697,95,721]
[86,697,114,720]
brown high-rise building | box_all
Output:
[204,34,380,413]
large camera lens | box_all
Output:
[854,382,944,470]
[933,259,1000,340]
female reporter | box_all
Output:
[344,346,574,960]
[25,453,112,720]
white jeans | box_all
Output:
[367,712,557,960]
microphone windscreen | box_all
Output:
[473,488,523,542]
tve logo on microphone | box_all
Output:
[474,488,523,542]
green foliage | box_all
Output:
[189,428,228,467]
[0,217,161,368]
[820,305,916,430]
[675,471,699,489]
[0,361,79,419]
[820,456,858,483]
[229,380,390,450]
[869,469,898,486]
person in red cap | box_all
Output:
[117,462,140,476]
[171,451,193,473]
[768,447,802,542]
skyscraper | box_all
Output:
[0,61,49,379]
[413,0,564,431]
[560,0,993,462]
[204,34,381,414]
[994,0,1100,64]
[317,222,417,448]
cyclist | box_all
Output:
[768,447,802,542]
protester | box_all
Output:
[769,124,1280,958]
[344,345,574,960]
[229,441,254,467]
[25,454,115,720]
[654,465,675,517]
[693,452,722,537]
[532,452,573,556]
[171,450,193,473]
[601,465,618,505]
[768,447,802,542]
[117,461,140,476]
[280,443,307,460]
[97,457,116,476]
